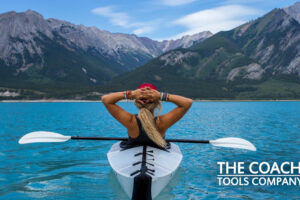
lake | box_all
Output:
[0,102,299,199]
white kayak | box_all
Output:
[107,142,182,199]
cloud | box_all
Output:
[91,6,157,35]
[172,5,262,38]
[133,26,156,35]
[162,0,196,6]
[91,6,131,28]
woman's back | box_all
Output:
[127,115,159,145]
[102,83,193,148]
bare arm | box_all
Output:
[101,92,134,128]
[102,88,192,131]
[159,94,193,131]
[101,89,146,128]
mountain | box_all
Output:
[283,2,300,23]
[102,4,300,99]
[230,8,300,77]
[157,32,213,52]
[0,10,212,93]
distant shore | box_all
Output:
[1,99,300,102]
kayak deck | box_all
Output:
[107,142,182,199]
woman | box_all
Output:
[101,83,193,148]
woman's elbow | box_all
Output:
[101,95,108,104]
[185,98,193,108]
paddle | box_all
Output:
[18,131,256,151]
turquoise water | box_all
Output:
[0,102,299,199]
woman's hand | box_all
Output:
[144,88,160,103]
[132,89,142,99]
[132,87,160,104]
[132,89,145,104]
[139,87,160,103]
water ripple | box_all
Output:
[0,102,299,199]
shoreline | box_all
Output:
[1,99,300,102]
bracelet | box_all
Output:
[166,93,169,101]
[160,92,164,101]
[160,92,169,101]
[125,90,132,99]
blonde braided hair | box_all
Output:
[134,100,167,148]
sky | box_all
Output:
[0,0,299,40]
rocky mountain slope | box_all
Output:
[0,10,211,90]
[284,2,300,23]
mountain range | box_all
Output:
[101,2,300,99]
[0,9,211,97]
[1,2,300,100]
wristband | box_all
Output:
[160,92,169,101]
[125,90,132,100]
[160,92,164,101]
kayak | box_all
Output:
[18,132,256,199]
[107,142,182,199]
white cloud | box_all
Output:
[133,26,155,35]
[162,0,196,6]
[91,6,131,28]
[172,5,262,38]
[91,6,157,35]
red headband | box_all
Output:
[138,83,157,90]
